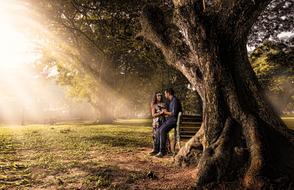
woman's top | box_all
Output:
[152,102,166,128]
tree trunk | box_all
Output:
[139,1,294,189]
[88,95,115,124]
[174,38,294,189]
[98,108,115,124]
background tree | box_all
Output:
[250,41,294,114]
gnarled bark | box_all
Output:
[139,0,294,189]
[175,123,205,166]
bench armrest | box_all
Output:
[176,112,182,140]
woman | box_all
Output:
[150,92,170,155]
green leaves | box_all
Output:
[250,41,294,113]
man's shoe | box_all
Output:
[149,151,158,156]
[155,152,164,158]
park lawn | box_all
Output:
[0,122,193,190]
[0,117,293,190]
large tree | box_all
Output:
[138,0,294,189]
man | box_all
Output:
[153,88,182,158]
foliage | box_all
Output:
[250,41,294,113]
[29,0,200,118]
[249,0,294,46]
[27,0,293,118]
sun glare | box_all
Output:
[0,1,98,125]
[0,28,35,69]
[0,0,38,69]
[0,0,124,125]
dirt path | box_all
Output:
[89,148,196,190]
[18,147,196,190]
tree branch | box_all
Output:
[225,0,273,36]
[137,5,171,48]
[138,5,205,98]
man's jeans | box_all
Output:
[155,119,176,154]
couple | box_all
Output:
[150,88,182,158]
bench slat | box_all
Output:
[182,118,202,121]
[180,126,200,131]
[182,119,201,121]
[182,115,202,119]
[181,121,202,125]
[182,122,201,125]
[180,128,198,132]
[180,132,197,136]
[180,128,199,131]
[180,134,195,138]
[182,115,201,118]
[182,116,202,120]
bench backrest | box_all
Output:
[176,112,202,139]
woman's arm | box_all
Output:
[151,105,162,118]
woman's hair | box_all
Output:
[151,92,163,105]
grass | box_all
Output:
[0,117,293,189]
[0,123,153,190]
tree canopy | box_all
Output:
[27,0,293,120]
[29,0,205,120]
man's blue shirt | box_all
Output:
[167,96,182,124]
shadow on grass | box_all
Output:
[85,135,150,148]
[34,161,148,190]
[78,164,147,190]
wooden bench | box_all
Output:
[172,112,202,152]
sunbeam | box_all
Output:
[0,0,97,124]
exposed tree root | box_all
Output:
[175,114,294,189]
[174,124,205,167]
[242,115,265,189]
[194,117,237,186]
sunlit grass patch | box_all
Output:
[0,129,32,189]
